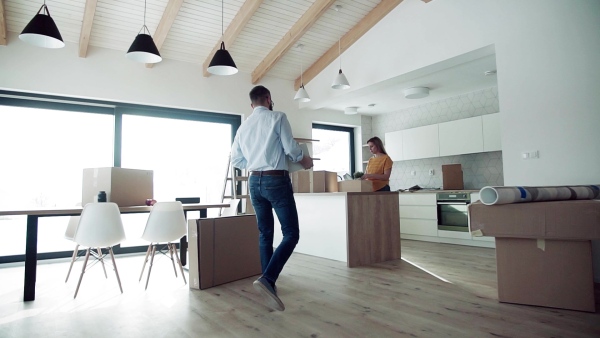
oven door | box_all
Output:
[437,201,469,232]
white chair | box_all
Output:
[73,202,126,298]
[220,198,240,217]
[139,201,187,289]
[64,216,107,283]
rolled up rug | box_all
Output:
[479,184,600,205]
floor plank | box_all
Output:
[0,240,599,337]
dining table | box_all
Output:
[0,202,228,301]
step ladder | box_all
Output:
[220,154,254,216]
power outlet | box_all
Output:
[429,169,434,176]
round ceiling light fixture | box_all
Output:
[344,106,359,115]
[403,87,430,99]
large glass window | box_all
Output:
[312,124,356,177]
[119,114,232,246]
[0,105,114,256]
[0,92,240,263]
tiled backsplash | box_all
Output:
[364,87,504,190]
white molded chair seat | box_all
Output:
[139,201,187,289]
[73,202,126,298]
[220,198,240,217]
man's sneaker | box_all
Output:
[253,277,285,311]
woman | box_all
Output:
[361,136,393,192]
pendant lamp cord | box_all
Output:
[221,0,224,38]
[337,7,342,70]
[300,46,304,86]
[144,0,147,28]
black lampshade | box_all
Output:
[19,6,65,49]
[126,33,162,64]
[207,42,238,75]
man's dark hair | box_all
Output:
[249,85,270,104]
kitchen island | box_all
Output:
[274,191,400,267]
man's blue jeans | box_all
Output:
[249,175,299,285]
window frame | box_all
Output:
[312,123,356,175]
[0,90,241,263]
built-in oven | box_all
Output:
[437,192,471,232]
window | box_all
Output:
[0,103,114,257]
[0,92,240,263]
[311,124,355,177]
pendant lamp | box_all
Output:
[19,2,65,49]
[294,44,311,102]
[208,0,238,75]
[127,0,162,63]
[331,5,350,90]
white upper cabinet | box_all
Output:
[384,130,403,161]
[439,116,484,156]
[402,124,440,160]
[482,113,502,152]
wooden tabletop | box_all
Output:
[0,203,229,216]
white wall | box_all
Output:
[0,32,361,140]
[307,0,600,281]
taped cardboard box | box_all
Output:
[469,200,600,312]
[188,215,261,290]
[338,180,373,192]
[82,167,153,206]
[292,170,338,193]
[442,164,464,190]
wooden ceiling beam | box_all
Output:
[251,0,336,84]
[0,0,7,46]
[78,0,98,57]
[294,0,404,90]
[202,0,264,77]
[146,0,184,68]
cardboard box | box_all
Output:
[495,238,595,312]
[338,180,373,192]
[292,170,338,193]
[442,164,464,190]
[469,200,600,312]
[468,200,600,240]
[187,215,261,290]
[82,167,153,207]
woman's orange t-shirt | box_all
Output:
[365,154,393,191]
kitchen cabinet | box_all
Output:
[482,113,502,151]
[384,130,403,161]
[399,193,437,237]
[402,124,439,160]
[439,116,484,156]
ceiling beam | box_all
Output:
[78,0,98,57]
[0,0,7,46]
[146,0,184,68]
[202,0,264,77]
[251,0,336,84]
[294,0,404,90]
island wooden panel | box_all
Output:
[346,192,400,267]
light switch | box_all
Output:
[411,170,416,176]
[429,169,434,176]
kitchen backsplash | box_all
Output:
[363,86,503,190]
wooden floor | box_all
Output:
[1,240,599,337]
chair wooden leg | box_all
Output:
[168,243,178,278]
[139,245,152,282]
[145,245,157,290]
[97,247,108,278]
[172,244,187,285]
[65,244,80,283]
[108,247,123,294]
[74,248,91,299]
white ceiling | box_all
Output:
[2,1,497,116]
[310,49,499,116]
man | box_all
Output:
[230,85,313,311]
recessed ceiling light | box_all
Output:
[403,87,429,99]
[484,70,497,76]
[344,107,359,115]
[368,103,376,107]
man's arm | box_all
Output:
[230,133,247,169]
